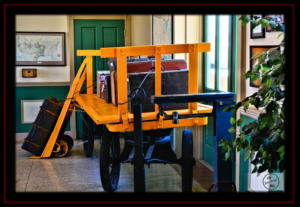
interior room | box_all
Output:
[15,14,286,193]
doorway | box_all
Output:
[74,19,125,139]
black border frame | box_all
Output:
[1,2,295,205]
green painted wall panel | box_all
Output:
[239,115,256,192]
[15,86,70,133]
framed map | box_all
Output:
[16,32,66,66]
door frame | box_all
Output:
[68,15,131,139]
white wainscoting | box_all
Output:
[21,100,44,124]
[16,66,70,83]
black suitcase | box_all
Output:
[128,69,188,113]
[21,97,65,155]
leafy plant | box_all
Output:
[219,15,285,173]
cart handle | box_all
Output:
[152,92,235,104]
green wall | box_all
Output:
[15,86,70,133]
[239,114,255,192]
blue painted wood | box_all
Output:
[154,92,236,191]
[213,100,235,191]
[152,92,235,104]
[203,117,214,166]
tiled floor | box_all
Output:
[16,139,212,192]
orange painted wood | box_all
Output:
[34,58,88,158]
[77,50,101,56]
[74,94,212,125]
[106,117,209,132]
[86,56,93,94]
[188,44,199,111]
[100,43,210,58]
[155,47,162,112]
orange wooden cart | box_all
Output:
[29,43,236,192]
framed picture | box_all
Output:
[152,15,173,59]
[21,100,43,124]
[16,32,66,66]
[266,14,285,32]
[249,45,279,87]
[250,15,265,39]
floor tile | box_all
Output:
[16,139,208,193]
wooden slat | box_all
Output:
[77,50,101,56]
[100,43,210,58]
[75,94,121,124]
[106,117,209,132]
[155,47,162,112]
[188,44,199,111]
[73,94,213,125]
[86,56,93,94]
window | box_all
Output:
[202,15,238,167]
[204,15,238,92]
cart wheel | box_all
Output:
[100,127,120,192]
[82,113,95,157]
[52,135,73,158]
[181,129,195,192]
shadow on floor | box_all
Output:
[16,139,210,192]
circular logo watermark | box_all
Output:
[263,174,280,190]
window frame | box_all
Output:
[203,15,238,93]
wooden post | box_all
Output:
[116,48,129,129]
[86,56,93,94]
[188,44,199,111]
[155,46,162,112]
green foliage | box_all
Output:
[219,15,285,173]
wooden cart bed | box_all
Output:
[74,93,213,132]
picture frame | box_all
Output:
[21,100,43,124]
[16,32,66,66]
[249,45,279,88]
[152,15,173,59]
[265,14,285,32]
[250,15,265,39]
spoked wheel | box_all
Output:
[181,129,195,192]
[100,127,121,192]
[52,135,74,158]
[82,113,95,157]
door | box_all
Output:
[74,19,125,139]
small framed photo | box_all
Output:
[250,15,265,39]
[266,14,285,32]
[249,45,279,88]
[16,32,66,66]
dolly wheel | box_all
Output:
[100,127,120,192]
[181,129,195,192]
[52,135,73,158]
